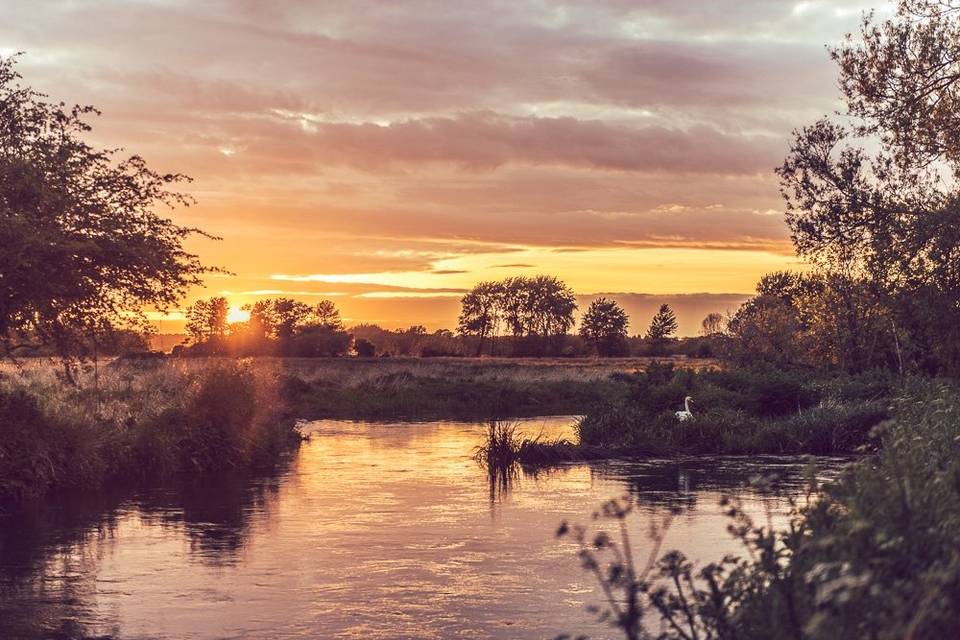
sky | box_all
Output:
[1,0,893,334]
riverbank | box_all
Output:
[554,377,960,639]
[278,356,698,419]
[0,360,301,504]
[473,364,896,467]
[0,356,710,503]
[1,357,895,504]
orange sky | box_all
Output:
[1,1,889,334]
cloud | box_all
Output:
[0,0,866,327]
[258,111,783,174]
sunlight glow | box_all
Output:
[227,305,250,324]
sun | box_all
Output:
[226,304,250,324]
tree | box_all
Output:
[292,299,351,356]
[458,281,504,356]
[646,305,678,341]
[457,275,577,356]
[726,271,902,371]
[500,275,577,355]
[0,55,211,363]
[579,298,629,357]
[777,0,960,374]
[184,297,228,345]
[727,295,803,366]
[700,312,726,337]
[311,299,344,331]
[245,298,312,339]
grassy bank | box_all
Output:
[0,360,300,504]
[500,364,896,465]
[559,378,960,639]
[277,356,711,419]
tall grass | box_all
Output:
[472,421,523,469]
[0,360,300,503]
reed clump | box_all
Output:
[473,421,584,471]
[473,421,524,470]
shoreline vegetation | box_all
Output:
[554,378,960,638]
[474,362,896,469]
[3,356,894,506]
[0,359,302,504]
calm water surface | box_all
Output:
[0,417,847,639]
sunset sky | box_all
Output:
[1,1,891,334]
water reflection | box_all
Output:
[0,417,846,640]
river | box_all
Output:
[0,417,847,639]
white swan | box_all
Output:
[675,396,694,422]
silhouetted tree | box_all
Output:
[579,298,629,357]
[727,294,803,366]
[700,312,726,336]
[185,297,228,345]
[646,304,678,355]
[245,298,311,340]
[0,55,211,364]
[457,275,577,356]
[500,275,577,355]
[311,299,344,331]
[458,281,504,356]
[727,271,902,371]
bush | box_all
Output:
[0,389,105,501]
[354,338,376,357]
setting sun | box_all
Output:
[226,304,250,325]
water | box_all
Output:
[0,417,847,640]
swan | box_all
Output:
[675,396,694,422]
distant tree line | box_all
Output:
[456,277,689,358]
[174,285,700,360]
[177,297,351,357]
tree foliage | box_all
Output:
[458,275,577,356]
[646,304,678,342]
[777,0,960,374]
[728,271,901,371]
[0,54,211,362]
[579,298,629,357]
[185,296,228,345]
[180,297,352,357]
[700,312,725,337]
